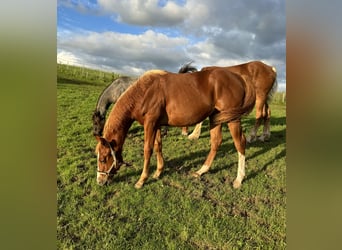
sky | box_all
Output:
[57,0,286,90]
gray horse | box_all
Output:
[92,63,197,136]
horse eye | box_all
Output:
[100,159,106,163]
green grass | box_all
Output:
[57,63,121,86]
[57,70,286,249]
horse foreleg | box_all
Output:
[152,128,164,179]
[135,123,157,189]
[181,127,188,136]
[193,124,222,177]
[188,122,203,140]
[228,121,246,189]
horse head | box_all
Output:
[95,136,122,185]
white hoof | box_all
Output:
[233,180,242,189]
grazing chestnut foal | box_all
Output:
[95,68,255,189]
[92,62,198,137]
[183,61,277,142]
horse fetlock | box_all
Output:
[259,133,270,141]
[153,171,162,179]
[191,172,201,178]
[188,133,200,140]
[246,134,256,143]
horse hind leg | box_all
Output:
[152,129,164,179]
[192,123,222,177]
[258,103,271,142]
[188,122,203,140]
[228,121,247,189]
[246,98,263,143]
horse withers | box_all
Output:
[95,68,256,189]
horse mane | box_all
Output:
[178,61,198,73]
[143,69,168,77]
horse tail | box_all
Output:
[267,66,278,103]
[178,61,198,73]
[211,74,256,126]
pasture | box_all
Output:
[57,64,286,249]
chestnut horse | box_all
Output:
[183,61,277,142]
[95,68,256,189]
[92,63,197,136]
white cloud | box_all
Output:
[58,29,190,75]
[57,0,286,85]
[57,51,81,65]
[97,0,188,26]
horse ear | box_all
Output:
[95,135,102,142]
[95,136,107,145]
[110,139,117,148]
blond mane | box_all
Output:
[142,69,168,77]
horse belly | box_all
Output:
[165,103,211,126]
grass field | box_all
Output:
[57,65,286,249]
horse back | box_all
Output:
[202,61,276,94]
[228,61,276,93]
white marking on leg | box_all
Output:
[233,152,245,189]
[188,122,202,140]
[182,130,188,136]
[96,153,101,182]
[259,125,271,141]
[195,164,210,177]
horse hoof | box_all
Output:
[134,182,144,189]
[232,180,242,189]
[152,173,161,179]
[188,134,199,140]
[259,135,270,141]
[191,172,201,178]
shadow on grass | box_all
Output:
[106,115,286,186]
[245,147,286,182]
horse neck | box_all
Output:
[103,92,135,149]
[96,83,117,116]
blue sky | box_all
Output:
[57,0,286,90]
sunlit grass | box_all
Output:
[57,76,286,249]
